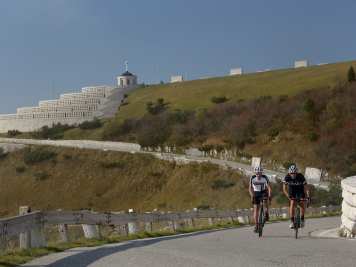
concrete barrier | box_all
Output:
[340,176,356,238]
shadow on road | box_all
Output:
[25,228,233,267]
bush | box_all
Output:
[100,161,125,169]
[79,118,103,130]
[211,96,228,104]
[348,66,356,82]
[308,131,319,142]
[197,204,210,210]
[211,179,236,190]
[34,171,50,181]
[31,123,73,140]
[137,115,171,148]
[24,147,57,165]
[146,98,169,115]
[15,166,26,173]
[268,127,280,138]
[0,148,8,159]
[7,130,21,137]
[63,154,73,160]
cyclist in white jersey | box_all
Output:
[249,165,272,233]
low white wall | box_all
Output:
[340,176,356,238]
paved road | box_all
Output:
[24,217,355,267]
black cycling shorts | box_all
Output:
[289,191,305,200]
[253,191,268,205]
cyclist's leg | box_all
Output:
[263,193,269,221]
[253,203,259,232]
[289,199,296,228]
[254,203,259,224]
[300,199,306,227]
[289,199,296,219]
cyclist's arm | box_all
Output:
[249,178,254,198]
[283,183,289,199]
[249,183,254,198]
[267,183,272,198]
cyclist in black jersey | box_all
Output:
[249,165,272,233]
[283,164,310,228]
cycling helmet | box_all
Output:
[288,164,298,174]
[254,165,263,173]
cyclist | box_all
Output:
[283,164,310,229]
[249,165,272,233]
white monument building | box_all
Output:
[170,75,184,83]
[294,60,308,68]
[230,68,243,76]
[0,63,138,133]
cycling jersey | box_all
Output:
[283,173,307,199]
[250,175,269,192]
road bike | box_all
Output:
[256,196,269,237]
[292,197,308,239]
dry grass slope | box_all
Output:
[0,147,249,217]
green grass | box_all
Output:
[117,60,356,121]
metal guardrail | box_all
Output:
[0,205,341,250]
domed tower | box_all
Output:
[117,61,138,88]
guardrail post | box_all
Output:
[31,212,46,248]
[145,222,153,232]
[208,218,214,226]
[19,206,31,249]
[58,224,69,243]
[128,209,138,235]
[82,225,101,239]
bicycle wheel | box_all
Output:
[258,203,264,237]
[294,207,300,239]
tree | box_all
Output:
[348,66,356,82]
[146,98,169,115]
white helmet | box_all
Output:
[254,165,263,173]
[288,164,298,174]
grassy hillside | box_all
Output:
[117,60,356,121]
[0,146,251,216]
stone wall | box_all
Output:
[340,176,356,238]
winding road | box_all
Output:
[24,217,355,267]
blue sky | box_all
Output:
[0,0,356,113]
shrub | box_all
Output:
[100,161,125,169]
[211,179,236,190]
[34,171,50,181]
[303,98,315,114]
[308,131,319,142]
[31,123,73,140]
[15,166,26,173]
[0,148,8,159]
[23,147,57,165]
[146,98,169,115]
[7,130,21,137]
[268,127,280,138]
[348,66,356,82]
[79,118,103,130]
[211,96,228,104]
[63,154,73,160]
[197,204,210,210]
[137,115,171,148]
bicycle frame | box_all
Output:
[292,198,307,239]
[256,197,268,237]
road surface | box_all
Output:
[24,217,355,267]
